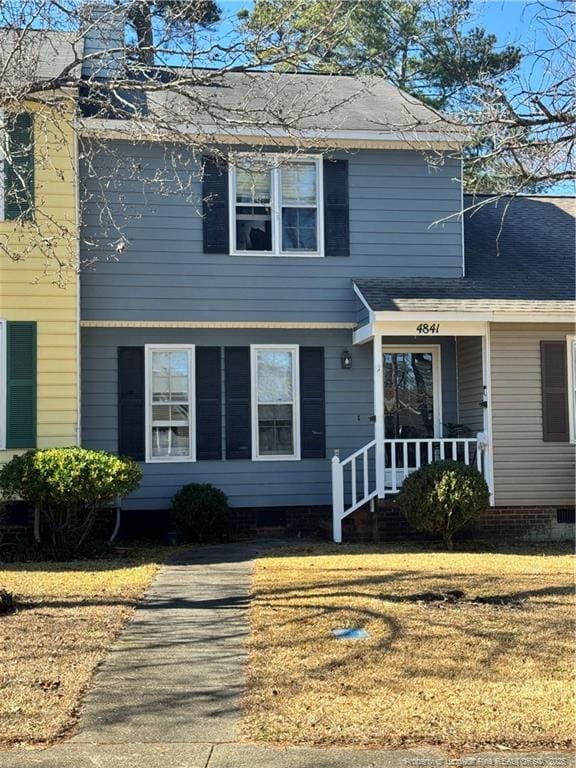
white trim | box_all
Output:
[0,320,5,450]
[373,333,385,498]
[382,345,443,438]
[144,344,196,463]
[481,324,495,504]
[229,154,324,258]
[79,118,466,147]
[567,335,576,444]
[460,157,465,278]
[80,320,355,330]
[250,344,300,461]
[353,323,374,345]
[372,310,575,323]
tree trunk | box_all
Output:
[130,1,155,65]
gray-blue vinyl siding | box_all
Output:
[80,145,463,324]
[81,328,457,510]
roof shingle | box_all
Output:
[355,195,576,315]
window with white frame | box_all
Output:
[146,345,195,461]
[251,345,300,459]
[230,155,322,256]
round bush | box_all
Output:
[171,483,232,542]
[397,460,489,549]
[0,448,142,551]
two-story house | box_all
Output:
[2,17,574,543]
[74,13,575,542]
[0,32,79,471]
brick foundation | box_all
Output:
[234,505,331,538]
[38,502,570,544]
[339,502,575,542]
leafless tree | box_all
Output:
[462,0,575,196]
[0,0,375,281]
[0,1,571,283]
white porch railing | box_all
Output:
[332,436,486,543]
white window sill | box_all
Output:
[146,457,196,464]
[230,250,324,258]
[252,455,301,462]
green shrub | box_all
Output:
[397,460,489,550]
[0,448,141,551]
[171,483,232,542]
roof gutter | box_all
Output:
[78,118,466,149]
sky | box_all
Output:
[215,0,572,195]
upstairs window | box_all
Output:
[230,155,323,257]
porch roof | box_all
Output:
[355,194,575,318]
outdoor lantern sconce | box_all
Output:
[341,350,352,370]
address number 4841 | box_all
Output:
[416,323,440,334]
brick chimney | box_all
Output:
[80,2,125,80]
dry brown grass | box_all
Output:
[243,542,575,751]
[0,546,175,747]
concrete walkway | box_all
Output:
[2,542,572,768]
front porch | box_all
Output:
[331,310,494,542]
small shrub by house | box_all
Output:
[0,448,141,552]
[397,460,489,549]
[171,483,232,542]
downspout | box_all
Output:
[481,323,495,504]
[74,112,81,447]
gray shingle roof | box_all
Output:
[0,30,82,88]
[149,70,456,136]
[0,29,456,136]
[355,195,576,315]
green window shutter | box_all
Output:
[6,321,37,448]
[4,112,34,221]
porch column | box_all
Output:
[481,324,495,504]
[373,332,385,498]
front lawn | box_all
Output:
[0,546,176,747]
[243,543,574,751]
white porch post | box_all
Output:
[373,332,385,498]
[331,451,344,543]
[481,323,495,504]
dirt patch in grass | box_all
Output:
[243,542,575,752]
[0,545,178,748]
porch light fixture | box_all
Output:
[341,350,352,370]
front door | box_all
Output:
[383,347,441,439]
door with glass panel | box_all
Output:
[383,347,440,485]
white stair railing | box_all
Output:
[332,436,487,542]
[331,439,377,543]
[382,437,481,494]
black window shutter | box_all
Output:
[118,347,145,460]
[5,112,34,221]
[196,347,222,460]
[6,321,36,449]
[300,347,325,459]
[225,347,251,460]
[323,158,349,257]
[540,341,569,442]
[202,156,229,254]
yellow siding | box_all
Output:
[490,323,576,506]
[0,101,78,463]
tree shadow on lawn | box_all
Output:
[249,566,575,683]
